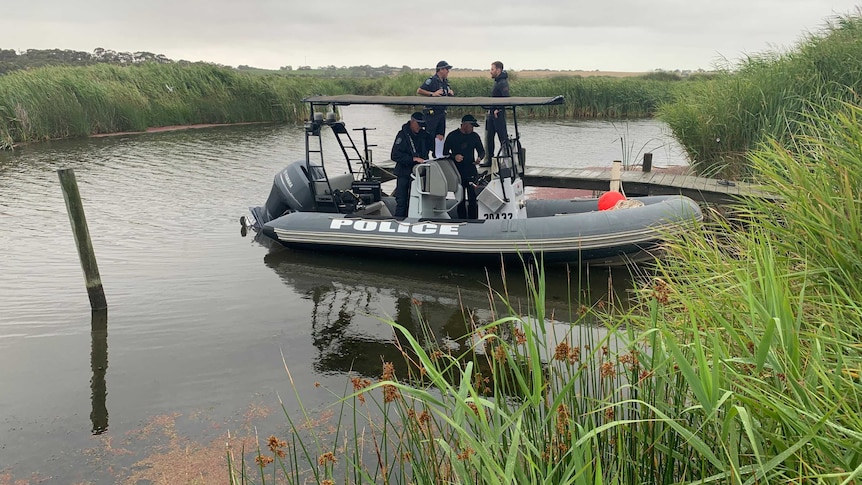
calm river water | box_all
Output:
[0,106,687,483]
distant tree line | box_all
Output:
[0,49,414,78]
[0,48,175,75]
[237,63,408,78]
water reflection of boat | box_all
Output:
[262,246,631,377]
[247,95,702,266]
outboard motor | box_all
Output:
[248,161,314,225]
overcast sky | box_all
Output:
[2,1,859,72]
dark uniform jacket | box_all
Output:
[487,70,511,147]
[443,129,486,183]
[492,70,510,98]
[419,74,451,112]
[390,123,434,177]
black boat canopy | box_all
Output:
[303,94,564,108]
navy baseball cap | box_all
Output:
[461,114,479,127]
[436,60,453,70]
[410,112,426,124]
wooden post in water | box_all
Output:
[57,168,107,311]
[90,309,109,435]
[643,152,653,172]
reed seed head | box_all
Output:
[255,454,274,466]
[554,341,570,361]
[318,451,337,466]
[601,361,616,379]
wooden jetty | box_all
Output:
[522,166,777,205]
[371,158,777,205]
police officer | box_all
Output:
[443,114,486,219]
[390,111,435,218]
[485,60,510,164]
[417,60,454,158]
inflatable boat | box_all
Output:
[246,95,702,265]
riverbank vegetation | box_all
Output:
[375,71,681,118]
[0,63,377,149]
[659,8,862,177]
[228,99,862,484]
[0,62,684,149]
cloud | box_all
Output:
[2,0,858,71]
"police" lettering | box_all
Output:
[330,219,459,235]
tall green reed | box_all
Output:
[659,8,862,177]
[0,63,364,147]
[640,98,862,482]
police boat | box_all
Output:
[246,95,702,265]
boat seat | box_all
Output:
[407,159,462,219]
[423,164,449,198]
[435,158,462,203]
[314,172,355,197]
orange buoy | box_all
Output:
[598,191,626,211]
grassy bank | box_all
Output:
[659,9,862,177]
[0,63,685,149]
[377,71,680,119]
[0,63,374,149]
[228,100,862,483]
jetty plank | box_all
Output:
[522,166,778,204]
